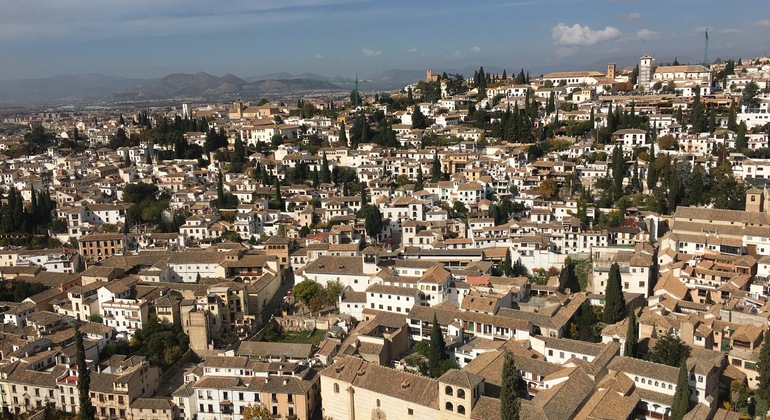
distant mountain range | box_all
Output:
[0,55,743,106]
[0,72,349,106]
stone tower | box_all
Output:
[746,187,764,212]
[607,62,616,80]
[639,55,655,90]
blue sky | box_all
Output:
[2,0,769,80]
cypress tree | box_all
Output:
[428,313,447,376]
[736,122,748,150]
[76,329,95,420]
[503,249,513,277]
[670,360,691,420]
[611,146,624,201]
[414,170,424,192]
[624,310,638,357]
[312,167,319,188]
[321,152,331,184]
[603,262,624,324]
[727,101,737,131]
[340,121,348,145]
[217,172,225,207]
[500,350,521,420]
[576,301,599,342]
[431,153,442,181]
[647,140,657,190]
[757,327,770,403]
[360,182,367,205]
[274,177,282,203]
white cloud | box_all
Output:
[470,46,481,53]
[624,13,641,21]
[362,48,382,57]
[719,28,743,34]
[636,29,661,41]
[444,50,464,60]
[551,23,621,47]
[407,48,418,53]
[314,54,323,59]
[755,19,770,27]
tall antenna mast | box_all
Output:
[704,28,709,68]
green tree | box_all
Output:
[414,170,424,191]
[241,403,273,420]
[624,310,638,357]
[603,262,624,324]
[500,350,521,420]
[217,172,225,207]
[611,146,624,200]
[76,329,95,420]
[293,280,320,306]
[730,380,750,413]
[503,249,513,277]
[312,167,320,187]
[428,314,447,377]
[690,92,707,134]
[736,122,748,151]
[742,81,761,109]
[109,127,130,149]
[756,327,770,402]
[324,280,344,308]
[321,152,331,184]
[339,122,347,145]
[670,360,691,420]
[231,136,246,173]
[361,204,383,242]
[558,259,580,293]
[576,301,599,342]
[123,183,159,203]
[412,107,428,129]
[648,335,691,367]
[360,182,368,206]
[431,153,442,180]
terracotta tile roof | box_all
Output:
[321,356,439,409]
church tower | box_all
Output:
[639,55,655,90]
[746,187,764,212]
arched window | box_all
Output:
[445,402,453,411]
[333,383,339,393]
[457,405,466,415]
[376,399,381,407]
[445,385,453,396]
[457,389,465,399]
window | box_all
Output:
[445,386,453,396]
[445,402,453,411]
[376,399,381,408]
[457,389,465,399]
[408,408,414,415]
[458,405,466,415]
